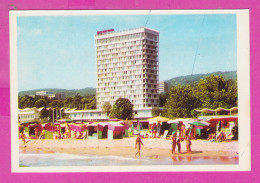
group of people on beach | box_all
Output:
[135,124,192,158]
[171,128,192,154]
[151,122,162,138]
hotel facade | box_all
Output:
[95,27,159,110]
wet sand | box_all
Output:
[19,137,238,159]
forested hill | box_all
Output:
[19,71,236,97]
[166,71,237,86]
[18,87,96,97]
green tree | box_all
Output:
[73,94,82,109]
[110,98,133,120]
[102,101,112,116]
[159,92,169,107]
[152,107,163,117]
[64,97,73,108]
[35,99,47,108]
[196,75,237,109]
[85,95,96,109]
[165,85,201,118]
[18,95,35,108]
[40,108,50,122]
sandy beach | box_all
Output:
[19,137,238,159]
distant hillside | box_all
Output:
[19,71,237,97]
[18,87,96,97]
[166,71,237,87]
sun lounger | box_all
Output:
[162,130,168,139]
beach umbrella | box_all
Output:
[189,121,210,126]
[148,116,170,124]
[167,118,189,124]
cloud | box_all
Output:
[30,28,42,35]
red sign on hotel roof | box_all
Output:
[97,29,115,35]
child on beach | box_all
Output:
[39,129,45,139]
[135,133,144,158]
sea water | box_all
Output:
[19,152,238,167]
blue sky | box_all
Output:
[17,14,237,91]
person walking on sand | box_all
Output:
[171,132,177,154]
[135,133,144,158]
[21,131,29,145]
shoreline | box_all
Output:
[19,138,239,159]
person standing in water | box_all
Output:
[185,131,192,154]
[171,132,177,154]
[135,133,144,158]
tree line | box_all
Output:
[18,94,96,122]
[19,75,237,121]
[102,75,237,120]
[157,75,237,118]
[18,94,96,110]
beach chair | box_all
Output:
[162,130,168,139]
[225,132,234,141]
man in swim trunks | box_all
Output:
[185,131,192,154]
[135,133,144,158]
[171,132,177,154]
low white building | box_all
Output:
[64,107,153,121]
[36,91,55,98]
[65,109,108,121]
[18,107,44,123]
[133,107,153,119]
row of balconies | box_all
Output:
[96,40,158,52]
[97,78,158,86]
[97,61,158,69]
[97,71,143,77]
[97,91,159,97]
[97,76,157,82]
[97,62,143,68]
[96,47,158,56]
[96,53,157,60]
[96,41,143,50]
[97,46,158,55]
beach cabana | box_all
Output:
[87,122,99,139]
[207,116,238,133]
[120,121,130,137]
[69,123,85,139]
[107,122,125,140]
[20,121,41,138]
[97,122,108,139]
[44,123,57,139]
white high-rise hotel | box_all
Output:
[95,27,159,110]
